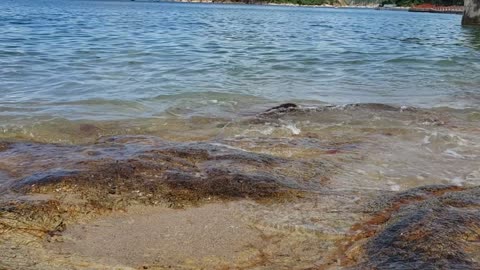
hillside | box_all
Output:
[182,0,463,6]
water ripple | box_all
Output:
[0,0,479,122]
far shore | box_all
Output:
[176,0,378,9]
[132,0,462,14]
[132,0,379,9]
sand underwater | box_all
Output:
[1,102,480,269]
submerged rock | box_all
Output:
[1,102,479,269]
[265,103,298,113]
[342,103,409,112]
[0,136,330,242]
[257,103,300,119]
[326,185,480,269]
[0,142,11,152]
[254,103,419,124]
[9,139,324,202]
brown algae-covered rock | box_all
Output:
[0,136,330,241]
[326,185,480,270]
[9,138,326,205]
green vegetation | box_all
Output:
[380,0,462,6]
[267,0,337,5]
[219,0,463,6]
[223,0,339,5]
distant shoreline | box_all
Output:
[133,0,379,9]
[132,0,463,14]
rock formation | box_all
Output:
[463,0,480,25]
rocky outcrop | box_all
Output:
[322,185,480,269]
[1,103,480,269]
[463,0,480,25]
[0,136,329,239]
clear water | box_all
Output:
[1,0,480,123]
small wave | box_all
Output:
[285,123,301,135]
[450,177,465,186]
[443,149,464,159]
[384,57,426,64]
[147,91,269,103]
[260,103,417,116]
[49,98,146,108]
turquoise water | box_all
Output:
[1,0,480,123]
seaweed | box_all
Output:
[1,138,325,238]
[321,185,480,270]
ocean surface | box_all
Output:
[2,2,480,267]
[0,0,480,142]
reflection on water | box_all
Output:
[463,26,480,50]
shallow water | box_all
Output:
[1,0,479,208]
[1,104,480,269]
[1,2,480,269]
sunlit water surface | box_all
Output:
[1,0,480,126]
[1,4,480,267]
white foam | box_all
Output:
[285,123,301,135]
[241,126,274,136]
[390,184,401,191]
[260,126,275,135]
[451,177,464,186]
[443,149,464,159]
[356,169,367,175]
[209,143,247,152]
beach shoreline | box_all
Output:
[1,103,480,269]
[136,0,463,14]
[135,0,379,9]
[1,1,479,268]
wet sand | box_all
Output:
[50,202,263,269]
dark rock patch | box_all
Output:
[258,103,300,118]
[322,185,480,270]
[78,123,102,136]
[0,142,11,152]
[7,138,326,203]
[265,103,298,112]
[0,136,330,237]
